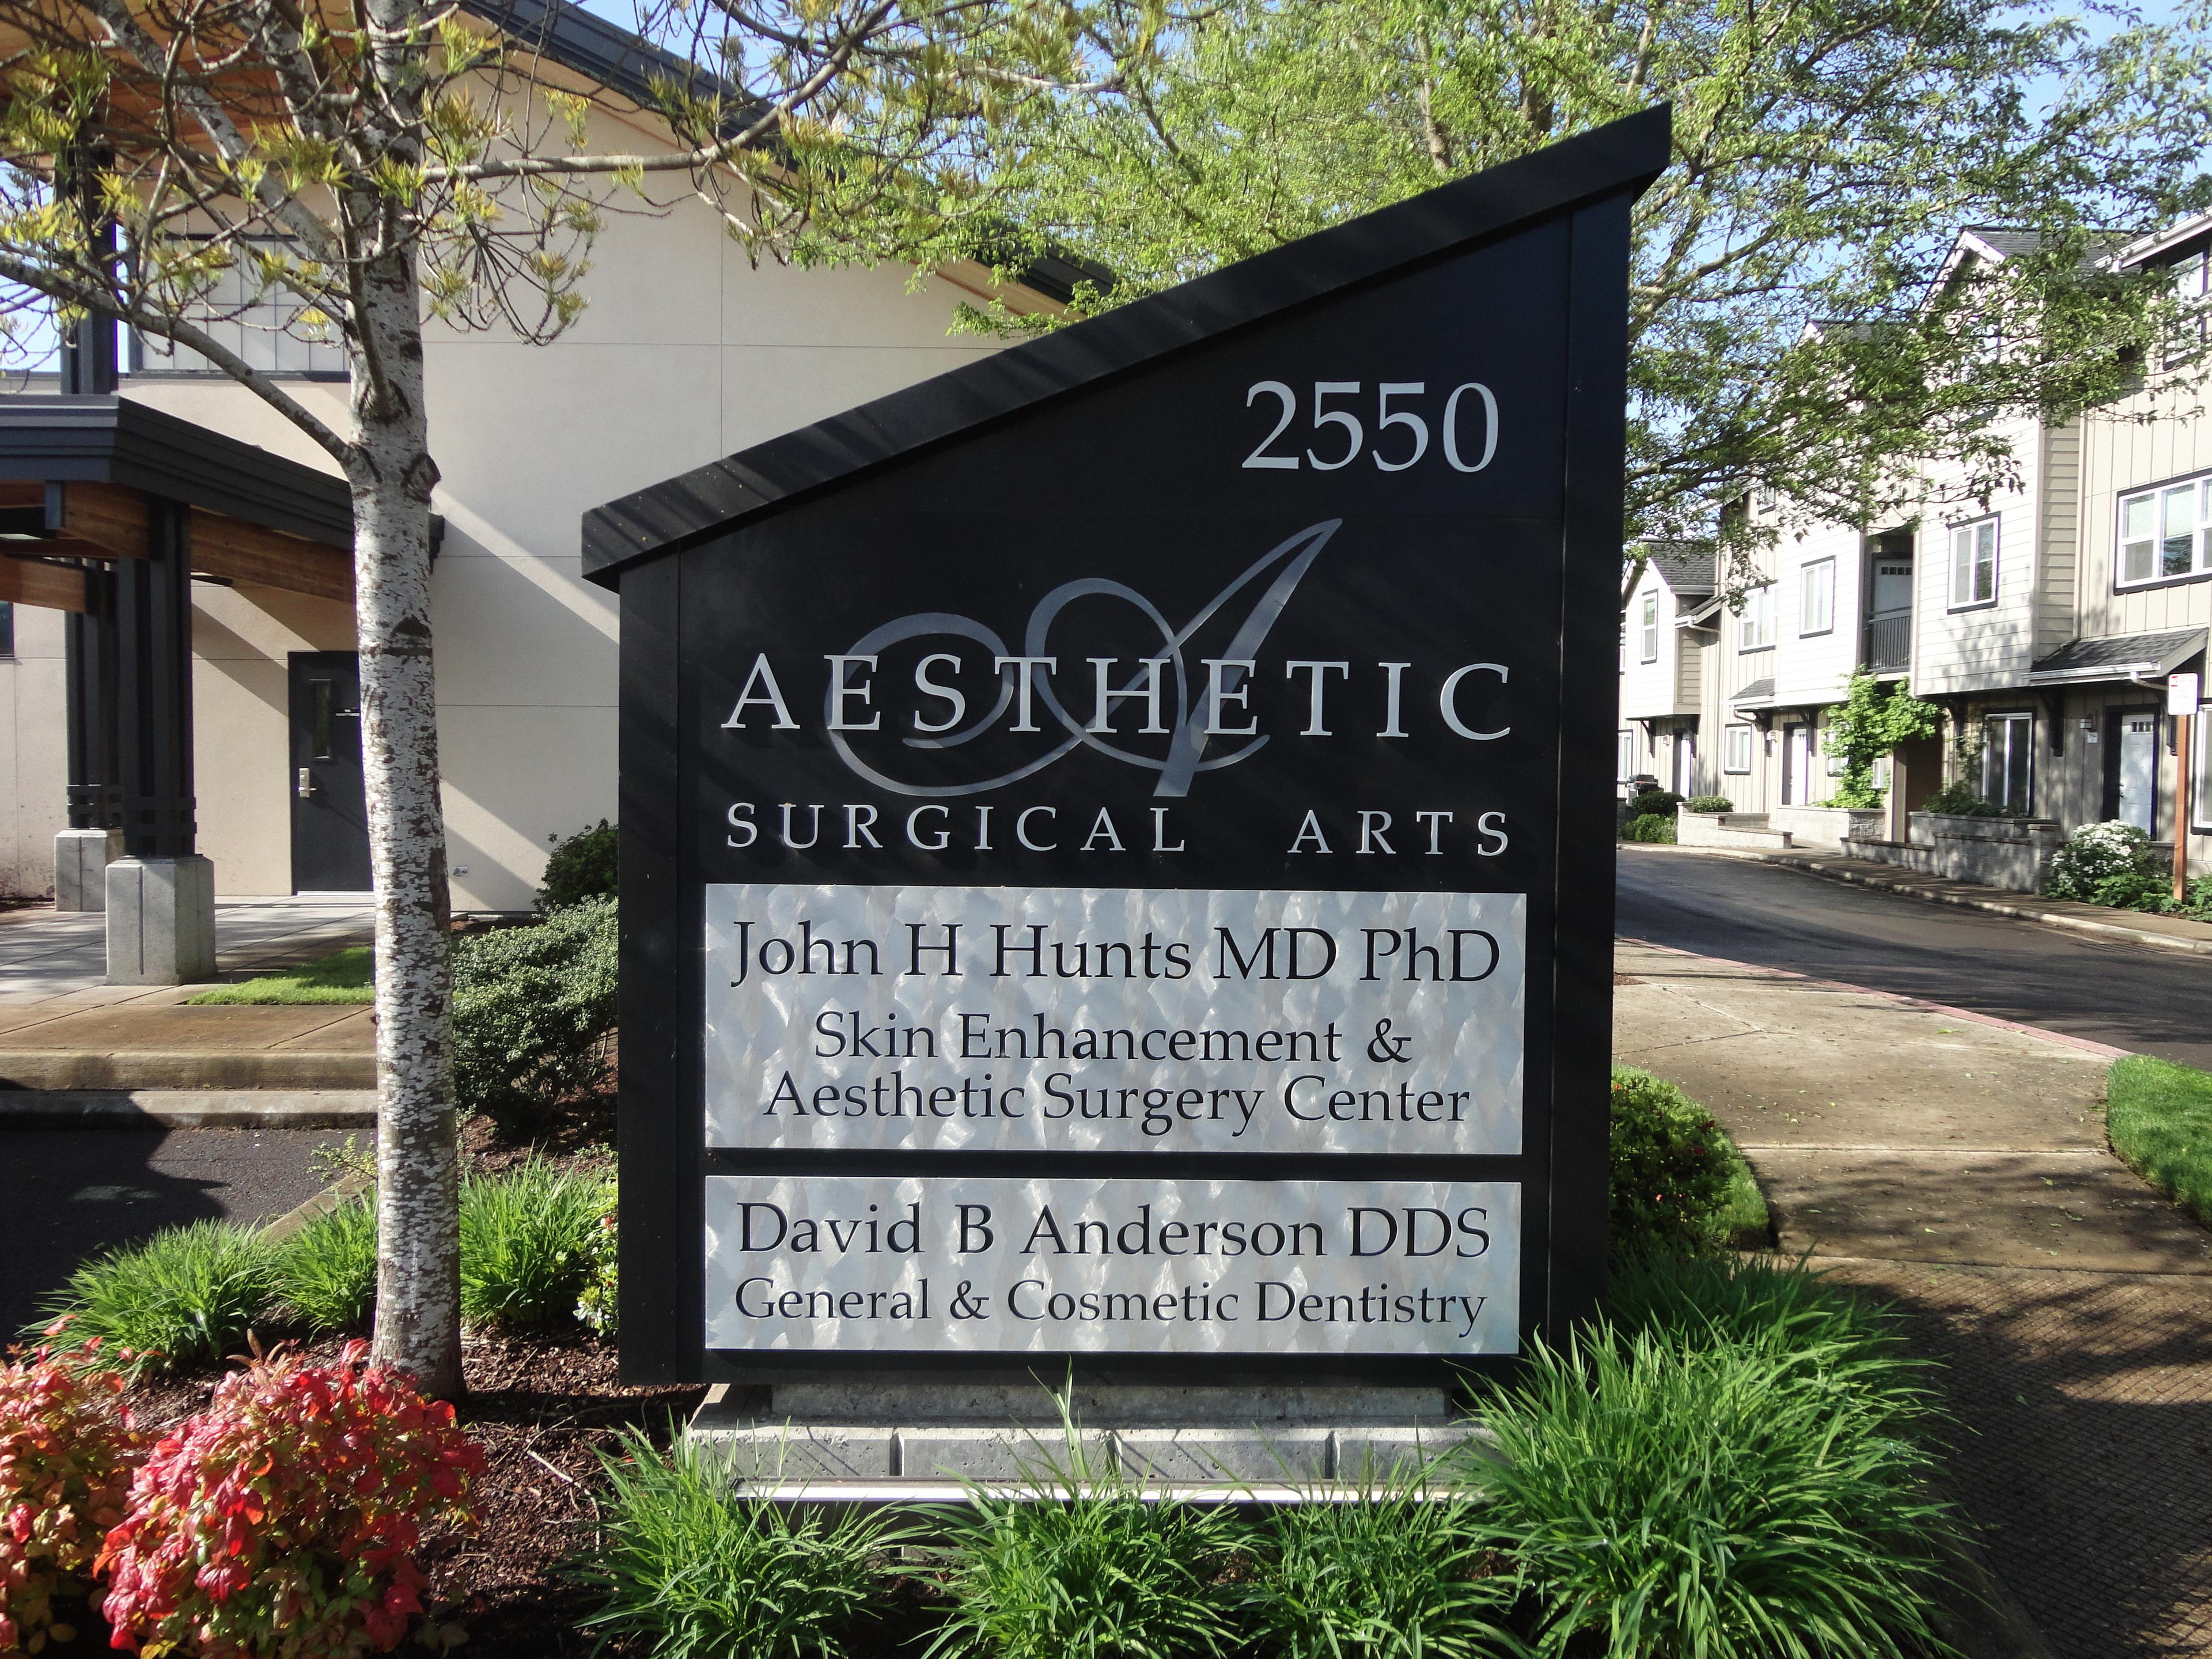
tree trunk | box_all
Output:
[349,237,461,1398]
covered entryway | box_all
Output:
[2108,707,2162,835]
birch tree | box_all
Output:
[966,0,2212,580]
[0,0,1157,1395]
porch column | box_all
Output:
[104,498,215,983]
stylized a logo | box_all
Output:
[827,520,1340,798]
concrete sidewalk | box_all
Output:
[1617,939,2212,1656]
[0,896,376,1005]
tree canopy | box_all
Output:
[968,0,2212,560]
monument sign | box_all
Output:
[587,108,1668,1389]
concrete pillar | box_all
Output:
[104,855,217,984]
[54,827,123,912]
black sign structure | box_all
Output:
[586,108,1668,1387]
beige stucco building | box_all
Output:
[0,6,1057,914]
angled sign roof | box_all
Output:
[581,105,1670,586]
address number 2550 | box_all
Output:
[1243,379,1498,473]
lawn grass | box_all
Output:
[187,945,373,1005]
[2107,1054,2212,1228]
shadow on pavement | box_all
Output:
[1,1127,343,1340]
[1829,1260,2212,1659]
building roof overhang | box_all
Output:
[0,396,351,544]
[2026,627,2206,685]
[579,105,1673,589]
[1729,676,1776,709]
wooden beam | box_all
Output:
[188,510,352,603]
[50,481,147,559]
[0,555,88,611]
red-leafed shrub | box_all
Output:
[99,1342,483,1658]
[0,1330,145,1654]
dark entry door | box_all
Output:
[289,653,372,892]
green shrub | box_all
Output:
[1243,1467,1515,1659]
[574,1426,907,1659]
[1624,788,1683,819]
[1683,794,1733,813]
[272,1195,378,1334]
[37,1222,279,1373]
[1471,1324,1951,1659]
[927,1414,1246,1659]
[2107,1055,2212,1228]
[539,819,618,911]
[1623,812,1676,844]
[452,897,618,1128]
[1608,1066,1741,1256]
[2044,820,2162,909]
[459,1160,612,1332]
[1921,781,2002,816]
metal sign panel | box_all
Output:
[594,108,1666,1387]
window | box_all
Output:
[1737,584,1775,651]
[1949,517,1998,609]
[1800,558,1835,635]
[1618,626,1626,672]
[1983,712,2034,815]
[1722,723,1753,774]
[2118,474,2210,587]
[2164,247,2209,370]
[1617,729,1635,781]
[0,600,13,659]
[128,244,345,378]
[1638,592,1658,662]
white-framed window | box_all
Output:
[1800,557,1835,635]
[2118,474,2210,588]
[2164,246,2209,370]
[1949,517,1998,609]
[1617,729,1635,781]
[1982,711,2034,815]
[1737,583,1775,651]
[1638,592,1658,662]
[1722,722,1753,774]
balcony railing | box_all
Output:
[1863,611,1910,672]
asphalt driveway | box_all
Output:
[1618,844,2212,1069]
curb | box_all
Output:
[1638,842,2212,958]
[262,1169,373,1242]
[0,1090,377,1128]
[0,1054,375,1090]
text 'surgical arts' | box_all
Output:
[703,884,1527,1156]
[702,1176,1522,1355]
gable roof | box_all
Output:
[580,105,1672,588]
[1641,541,1715,597]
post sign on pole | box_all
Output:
[586,109,1669,1388]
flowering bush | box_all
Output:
[574,1207,619,1338]
[0,1331,145,1653]
[99,1342,483,1658]
[2045,821,2162,909]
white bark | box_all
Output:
[353,246,461,1397]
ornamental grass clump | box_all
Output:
[99,1340,483,1659]
[36,1222,280,1374]
[926,1407,1247,1659]
[0,1332,146,1653]
[574,1426,910,1659]
[458,1160,613,1333]
[1472,1324,1951,1659]
[272,1196,378,1335]
[1243,1464,1517,1659]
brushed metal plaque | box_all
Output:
[704,1175,1521,1354]
[704,884,1524,1154]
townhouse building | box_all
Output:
[1620,220,2211,879]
